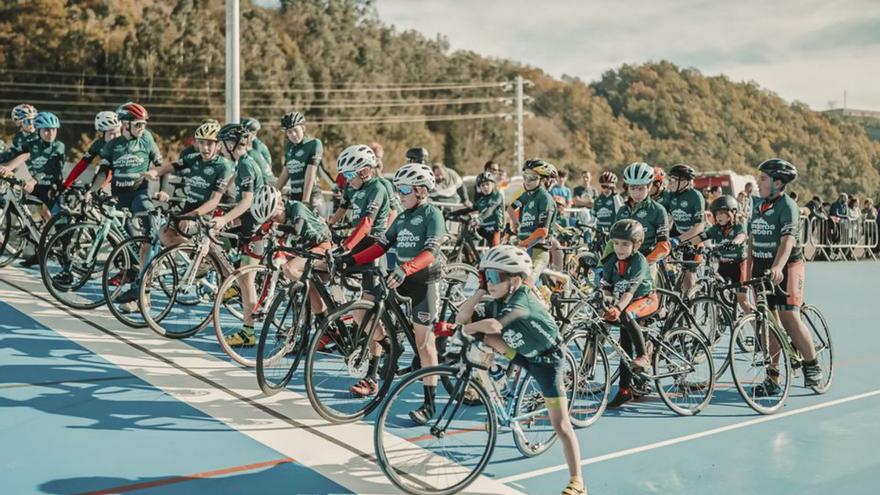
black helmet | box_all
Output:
[476,171,496,185]
[406,147,429,164]
[669,164,696,181]
[281,111,305,130]
[523,158,557,178]
[609,219,645,245]
[218,123,249,146]
[758,158,798,184]
[710,195,739,213]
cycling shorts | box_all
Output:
[512,349,565,399]
[526,247,550,286]
[751,259,804,310]
[397,272,438,326]
[718,260,748,292]
[116,186,156,237]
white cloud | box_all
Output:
[375,0,880,110]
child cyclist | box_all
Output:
[449,171,504,247]
[700,195,750,313]
[61,111,121,190]
[602,219,659,408]
[1,104,38,156]
[507,158,557,285]
[453,245,586,495]
[336,163,445,423]
[0,111,66,267]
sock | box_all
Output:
[423,384,436,409]
[242,323,254,336]
[367,357,381,382]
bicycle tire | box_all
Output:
[41,222,120,310]
[564,329,610,428]
[256,284,311,394]
[102,236,151,328]
[215,264,273,367]
[653,327,715,416]
[729,313,792,415]
[800,304,834,394]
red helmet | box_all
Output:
[653,166,666,183]
[116,102,149,122]
[599,171,618,185]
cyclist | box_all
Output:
[240,117,274,182]
[453,245,586,495]
[749,158,822,394]
[592,171,624,234]
[450,171,504,247]
[61,111,121,190]
[602,219,658,408]
[2,104,39,157]
[0,111,66,267]
[337,163,445,422]
[328,145,390,252]
[507,158,557,286]
[701,195,749,312]
[275,111,322,205]
[612,163,670,273]
[666,164,706,297]
[147,120,233,248]
[405,147,429,165]
[650,166,671,211]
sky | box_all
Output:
[255,0,880,111]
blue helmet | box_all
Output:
[34,111,60,129]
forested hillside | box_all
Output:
[0,0,877,198]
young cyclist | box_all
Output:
[650,166,671,211]
[666,164,706,298]
[62,111,121,190]
[275,111,322,205]
[328,145,390,252]
[147,121,233,248]
[701,195,749,313]
[592,171,624,235]
[452,171,504,247]
[240,117,274,183]
[337,163,445,422]
[507,158,557,286]
[749,158,822,394]
[602,219,659,407]
[1,104,39,158]
[454,245,586,495]
[612,162,671,273]
[0,111,66,267]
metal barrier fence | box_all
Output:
[802,216,878,261]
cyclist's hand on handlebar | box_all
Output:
[154,191,170,203]
[767,265,784,285]
[212,217,228,231]
[603,306,621,322]
[386,266,406,289]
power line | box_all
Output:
[48,113,511,127]
[0,68,502,87]
[0,79,506,94]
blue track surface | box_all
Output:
[2,261,879,494]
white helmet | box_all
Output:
[250,186,281,224]
[393,163,435,191]
[337,144,377,174]
[94,111,121,132]
[479,245,532,276]
[623,162,654,186]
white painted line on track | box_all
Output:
[0,268,523,495]
[497,387,880,484]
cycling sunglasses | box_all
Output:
[397,184,414,196]
[523,174,540,182]
[484,269,506,285]
[342,170,358,180]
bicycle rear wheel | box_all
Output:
[653,328,715,416]
[800,304,834,394]
[215,264,277,367]
[687,296,734,380]
[564,329,610,428]
[374,365,497,495]
[304,300,399,423]
[41,223,118,309]
[729,314,792,414]
[511,350,576,456]
[0,208,26,267]
[256,284,310,395]
[103,236,150,328]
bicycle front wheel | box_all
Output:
[41,223,118,309]
[103,236,151,328]
[215,264,277,367]
[729,314,792,414]
[653,328,715,416]
[0,208,27,267]
[800,304,834,394]
[511,350,577,457]
[687,296,734,380]
[374,365,497,495]
[256,284,310,395]
[564,329,610,428]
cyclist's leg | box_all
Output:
[131,188,158,264]
[403,276,440,422]
[774,260,816,361]
[525,247,550,287]
[681,247,702,297]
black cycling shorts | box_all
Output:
[512,349,565,399]
[397,272,438,326]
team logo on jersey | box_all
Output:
[636,210,648,219]
[205,166,215,176]
[411,216,423,226]
[295,150,305,157]
[681,201,688,207]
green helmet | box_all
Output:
[623,162,654,186]
[710,195,739,213]
[610,219,645,244]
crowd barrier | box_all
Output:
[801,216,878,261]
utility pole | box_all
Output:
[225,0,240,123]
[515,75,525,169]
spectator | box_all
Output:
[706,186,722,205]
[829,194,850,244]
[430,162,470,207]
[550,170,573,207]
[573,170,598,207]
[848,197,861,220]
[863,199,877,221]
[806,195,824,219]
[789,190,799,202]
[740,182,756,221]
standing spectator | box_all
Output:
[740,182,756,222]
[550,170,573,207]
[863,199,877,220]
[706,186,722,205]
[430,162,470,207]
[848,197,861,220]
[829,193,850,244]
[805,195,823,219]
[573,170,598,208]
